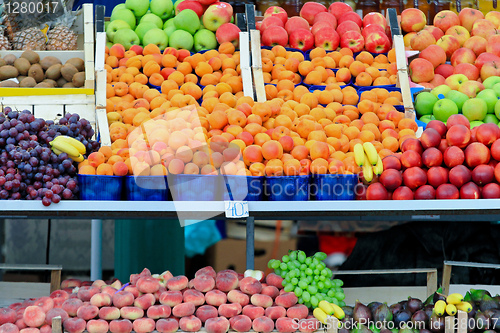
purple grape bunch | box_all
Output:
[0,107,100,206]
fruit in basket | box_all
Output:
[409,58,434,83]
[113,29,141,49]
[203,3,233,32]
[126,0,151,18]
[365,32,391,54]
[215,23,240,48]
[289,29,314,51]
[401,8,427,33]
[150,0,174,20]
[264,6,288,25]
[46,12,79,51]
[410,30,436,52]
[11,27,47,51]
[111,8,138,30]
[299,2,327,26]
[196,29,218,51]
[142,29,169,49]
[174,9,200,35]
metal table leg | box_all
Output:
[91,219,102,281]
[246,216,254,270]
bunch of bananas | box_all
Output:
[50,135,86,163]
[434,293,472,316]
[313,300,345,324]
[354,142,383,182]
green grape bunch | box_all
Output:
[268,250,346,309]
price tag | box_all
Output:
[225,201,249,218]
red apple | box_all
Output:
[427,166,449,188]
[445,25,471,47]
[401,8,427,33]
[365,32,391,54]
[362,24,386,39]
[328,2,353,21]
[436,35,461,59]
[216,23,241,47]
[379,169,403,191]
[340,31,364,53]
[419,45,447,69]
[458,80,484,98]
[474,52,500,71]
[300,2,327,25]
[313,12,337,29]
[415,185,436,199]
[285,16,309,35]
[401,138,424,155]
[446,124,471,148]
[261,26,288,47]
[423,25,445,41]
[410,30,436,51]
[434,10,460,32]
[259,16,284,32]
[392,186,414,200]
[420,128,442,149]
[480,60,500,81]
[400,150,422,169]
[176,0,204,17]
[264,6,288,25]
[363,12,387,30]
[472,164,495,185]
[449,164,472,188]
[336,20,361,36]
[444,146,465,168]
[422,147,443,168]
[465,142,490,168]
[382,155,402,170]
[426,120,447,138]
[289,29,314,51]
[450,47,477,66]
[476,123,500,146]
[491,139,500,160]
[314,27,340,51]
[482,183,500,198]
[447,114,471,130]
[460,181,481,198]
[312,21,334,35]
[464,36,488,57]
[453,63,480,80]
[409,58,435,83]
[366,182,389,200]
[436,183,460,199]
[338,11,362,28]
[435,63,455,78]
[429,74,446,87]
[471,19,496,39]
[494,161,500,182]
[403,167,427,190]
[438,138,449,153]
[459,8,485,32]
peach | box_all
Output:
[229,315,252,332]
[261,286,280,299]
[133,318,155,333]
[195,266,217,279]
[215,273,239,292]
[63,318,86,333]
[227,290,249,306]
[265,306,286,319]
[172,302,195,318]
[86,319,109,333]
[134,294,155,310]
[266,273,284,289]
[286,305,309,320]
[159,291,183,307]
[44,308,68,325]
[183,289,205,306]
[146,305,171,319]
[137,277,160,294]
[252,316,274,333]
[0,309,16,324]
[109,319,133,333]
[101,286,118,297]
[179,315,202,332]
[192,276,215,292]
[32,298,53,314]
[19,329,38,333]
[90,293,112,308]
[61,279,81,289]
[14,319,26,330]
[49,290,69,300]
[0,323,19,333]
[275,292,298,308]
[218,303,242,318]
[77,287,99,302]
[205,290,227,307]
[239,277,262,295]
[250,294,273,308]
[205,317,230,333]
[76,305,98,321]
[166,276,189,291]
[195,305,218,323]
[276,317,297,333]
[119,307,144,321]
[98,307,120,320]
[112,291,134,308]
[22,307,45,328]
[156,319,179,333]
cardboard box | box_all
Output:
[208,238,297,272]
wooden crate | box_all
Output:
[0,4,95,125]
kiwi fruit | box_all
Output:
[66,58,85,72]
[72,72,85,88]
[19,77,36,87]
[3,54,17,66]
[28,64,44,83]
[14,58,31,76]
[62,82,75,88]
[0,80,19,87]
[61,63,77,81]
[40,56,62,70]
[0,65,19,80]
[45,64,62,80]
[43,79,57,87]
[17,76,27,82]
[0,59,6,67]
[20,50,40,64]
[35,82,52,88]
[56,77,68,87]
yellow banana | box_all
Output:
[313,308,328,324]
[446,293,464,305]
[455,302,472,313]
[434,300,447,316]
[446,303,457,316]
[319,300,334,315]
[69,154,84,163]
[331,303,345,320]
[54,135,86,154]
[52,147,63,155]
[373,155,383,176]
[50,139,80,157]
[363,142,378,165]
[354,144,365,166]
[362,162,373,182]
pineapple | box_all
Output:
[12,27,47,50]
[0,27,12,50]
[4,12,18,42]
[46,7,78,51]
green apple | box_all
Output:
[193,29,217,52]
[200,16,205,29]
[106,20,131,42]
[140,13,164,29]
[150,0,174,20]
[164,25,176,37]
[135,22,157,43]
[125,0,150,17]
[415,91,438,116]
[431,85,451,99]
[169,29,194,50]
[142,28,169,49]
[164,18,175,30]
[433,98,458,122]
[174,9,200,35]
[419,115,435,124]
[484,114,499,124]
[106,41,114,49]
[105,21,110,31]
[470,120,484,128]
[494,99,500,120]
[493,83,500,97]
[203,3,232,31]
[110,8,137,30]
[477,89,498,114]
[483,76,500,89]
[463,98,488,121]
[111,3,127,15]
[113,28,141,49]
[446,90,469,112]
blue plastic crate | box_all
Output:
[265,175,309,201]
[168,174,222,201]
[125,176,169,201]
[310,174,358,200]
[78,175,123,200]
[222,175,266,201]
